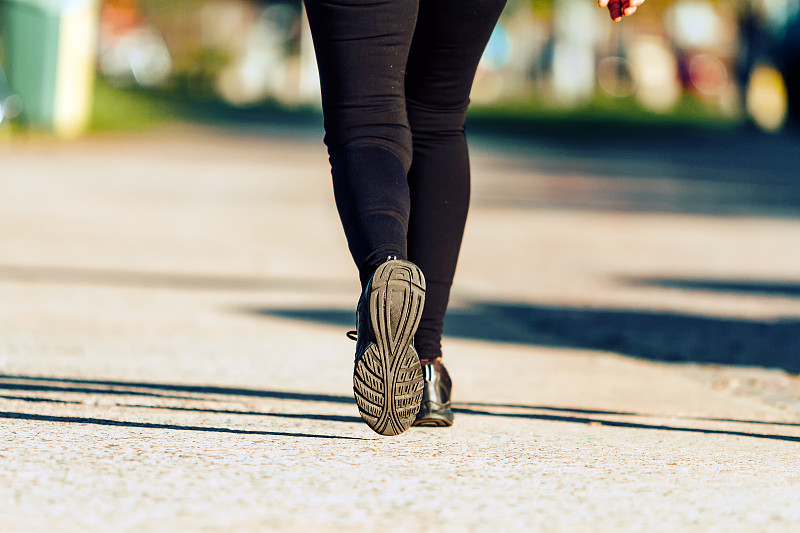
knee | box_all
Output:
[325,126,413,173]
[406,98,469,137]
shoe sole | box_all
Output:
[353,260,425,436]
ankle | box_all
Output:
[359,252,407,288]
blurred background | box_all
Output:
[0,0,799,138]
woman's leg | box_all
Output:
[405,0,507,359]
[304,0,427,436]
[303,0,418,286]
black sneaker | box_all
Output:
[352,258,425,436]
[412,358,453,427]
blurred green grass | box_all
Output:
[90,78,319,133]
[468,93,741,140]
[90,79,181,132]
[90,77,741,138]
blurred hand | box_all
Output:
[598,0,645,22]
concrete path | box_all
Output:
[1,125,799,532]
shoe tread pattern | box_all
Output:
[354,260,425,436]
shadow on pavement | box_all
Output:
[209,109,800,217]
[253,300,800,374]
[122,403,363,424]
[0,374,353,404]
[631,277,800,298]
[0,410,363,440]
[457,402,800,428]
[472,125,800,217]
[1,263,796,373]
[0,264,354,294]
[1,375,798,442]
[451,407,800,442]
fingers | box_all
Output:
[608,0,624,21]
[602,0,645,21]
[625,0,644,15]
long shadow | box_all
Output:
[4,265,796,374]
[467,122,800,217]
[0,374,353,404]
[0,264,354,294]
[0,411,363,440]
[632,278,800,298]
[123,404,362,424]
[0,395,81,404]
[125,401,800,431]
[467,115,800,181]
[0,382,196,400]
[457,402,800,428]
[7,374,796,427]
[7,385,794,429]
[3,375,798,442]
[452,408,800,443]
[254,300,800,374]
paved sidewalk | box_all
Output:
[1,126,799,532]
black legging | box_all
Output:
[304,0,506,358]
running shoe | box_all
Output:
[352,258,425,436]
[412,357,454,427]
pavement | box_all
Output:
[1,123,799,532]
